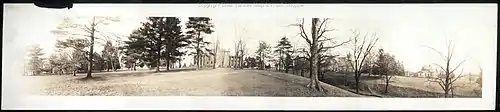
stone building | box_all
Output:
[229,56,243,68]
[200,41,231,68]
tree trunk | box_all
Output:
[106,60,110,72]
[156,51,161,72]
[355,72,360,93]
[307,18,322,91]
[277,63,280,72]
[451,86,455,98]
[213,43,217,69]
[106,60,114,72]
[178,60,182,68]
[200,55,204,68]
[111,57,115,71]
[385,75,389,94]
[260,54,264,70]
[73,69,76,76]
[133,63,136,71]
[165,50,171,71]
[166,59,171,71]
[116,49,121,71]
[369,64,373,76]
[300,69,304,77]
[240,57,244,69]
[344,73,348,86]
[86,19,95,78]
[317,61,322,81]
[444,88,449,98]
[196,31,201,70]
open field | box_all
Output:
[24,67,481,98]
[284,70,481,98]
[25,69,363,97]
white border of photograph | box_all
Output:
[2,4,497,110]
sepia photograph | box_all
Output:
[2,3,497,110]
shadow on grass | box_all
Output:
[327,74,385,81]
[321,74,479,98]
[75,76,108,82]
[257,73,311,89]
[320,75,387,97]
[256,72,332,94]
[273,72,383,97]
[155,68,198,74]
[70,68,201,81]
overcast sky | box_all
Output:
[4,4,497,73]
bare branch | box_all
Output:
[450,58,467,74]
[289,18,312,46]
[358,34,379,70]
[354,32,369,63]
[431,63,446,73]
[427,77,446,91]
[81,25,93,34]
[319,39,352,53]
[424,45,447,62]
[450,65,465,84]
[317,18,335,40]
[316,18,329,36]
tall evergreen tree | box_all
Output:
[27,44,45,75]
[162,17,189,71]
[185,17,215,70]
[102,41,119,71]
[123,29,147,71]
[274,36,293,72]
[55,37,89,76]
[139,17,164,72]
[124,17,187,72]
[256,41,271,70]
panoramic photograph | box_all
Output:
[6,4,495,98]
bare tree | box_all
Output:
[51,16,119,78]
[289,18,351,92]
[234,39,247,69]
[374,49,403,94]
[425,40,467,98]
[347,29,379,94]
